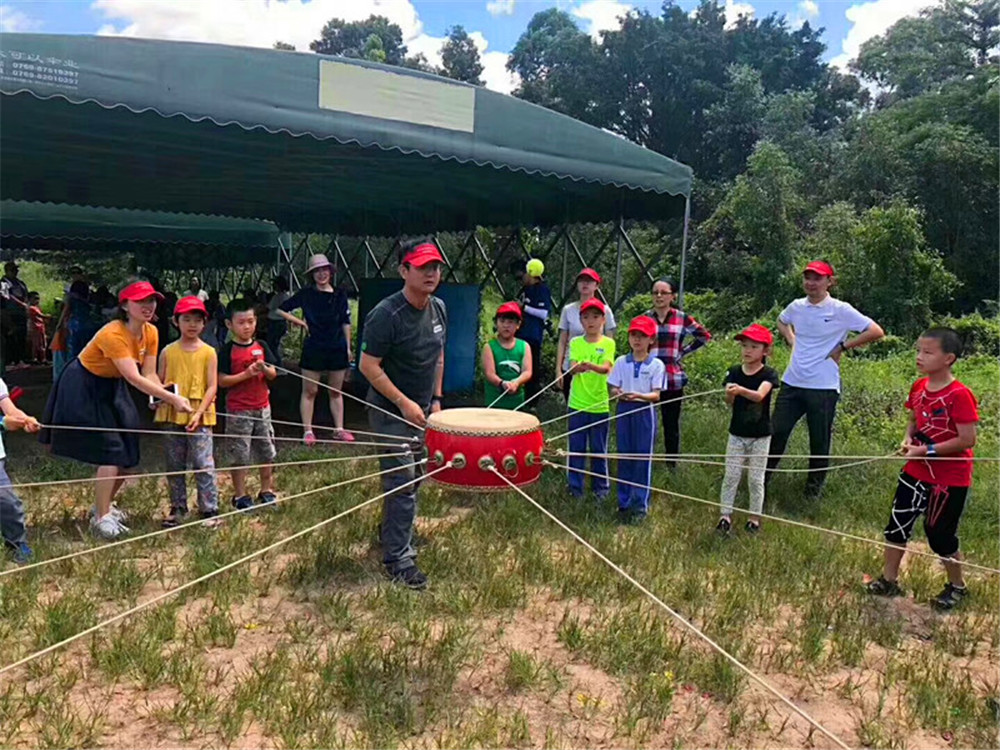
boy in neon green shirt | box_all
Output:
[567,298,615,499]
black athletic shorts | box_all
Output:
[884,471,968,557]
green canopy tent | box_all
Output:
[0,33,694,298]
[0,200,282,292]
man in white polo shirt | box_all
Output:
[766,260,884,499]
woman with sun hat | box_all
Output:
[278,254,355,444]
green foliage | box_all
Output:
[942,312,1000,357]
[804,200,959,336]
[440,26,484,85]
[698,142,802,310]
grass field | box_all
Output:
[0,330,996,748]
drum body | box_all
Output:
[425,407,544,490]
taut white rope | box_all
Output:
[215,410,419,443]
[0,463,452,675]
[511,372,565,412]
[545,388,726,440]
[7,453,397,490]
[544,460,1000,576]
[272,363,424,431]
[489,467,852,750]
[555,451,889,474]
[0,459,419,579]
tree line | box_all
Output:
[275,0,999,338]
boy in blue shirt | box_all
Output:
[608,316,665,524]
[515,258,552,401]
[0,378,40,564]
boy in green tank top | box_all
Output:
[482,302,533,409]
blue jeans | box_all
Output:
[369,409,424,573]
[0,460,27,546]
[567,410,610,498]
[615,402,657,515]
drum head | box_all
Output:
[427,407,540,436]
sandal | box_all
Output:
[334,429,356,443]
[303,431,317,447]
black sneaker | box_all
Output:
[388,566,428,590]
[866,576,904,597]
[932,583,968,611]
[744,521,760,535]
[716,517,732,537]
[257,491,277,507]
[231,495,254,512]
[161,508,189,528]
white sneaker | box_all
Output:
[91,514,131,540]
[88,503,128,523]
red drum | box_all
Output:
[425,407,544,491]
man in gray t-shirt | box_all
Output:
[360,240,447,589]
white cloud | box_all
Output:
[90,0,516,92]
[789,0,820,28]
[1,7,43,32]
[724,0,755,29]
[829,0,939,70]
[486,0,515,16]
[572,0,632,40]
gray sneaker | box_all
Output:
[91,513,131,540]
[88,503,128,524]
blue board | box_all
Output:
[355,280,481,395]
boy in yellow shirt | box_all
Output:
[155,296,219,527]
[567,298,615,499]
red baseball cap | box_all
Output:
[577,268,601,284]
[804,260,835,277]
[579,298,605,315]
[118,281,164,303]
[402,242,445,268]
[628,315,657,337]
[174,295,207,317]
[495,301,522,318]
[734,323,773,346]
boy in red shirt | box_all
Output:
[867,327,979,610]
[219,298,278,511]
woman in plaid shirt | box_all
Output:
[645,278,711,466]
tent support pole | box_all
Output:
[614,213,624,304]
[678,195,690,310]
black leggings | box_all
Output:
[884,471,968,557]
[659,389,683,466]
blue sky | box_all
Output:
[0,0,934,92]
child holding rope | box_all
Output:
[155,296,219,527]
[718,324,780,537]
[867,327,979,610]
[566,298,615,500]
[482,301,533,409]
[608,315,665,524]
[219,298,279,512]
[0,377,40,563]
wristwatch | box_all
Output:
[926,443,937,457]
[0,416,5,431]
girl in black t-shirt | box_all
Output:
[718,324,780,536]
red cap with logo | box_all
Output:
[628,315,657,337]
[118,281,164,303]
[402,242,445,268]
[495,301,522,319]
[804,260,835,277]
[174,295,208,317]
[734,323,773,346]
[577,268,602,284]
[579,297,605,315]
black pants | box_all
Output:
[766,382,839,493]
[659,389,683,467]
[522,338,543,401]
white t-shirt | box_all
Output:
[608,353,666,394]
[778,296,873,392]
[558,301,617,372]
[184,289,210,302]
